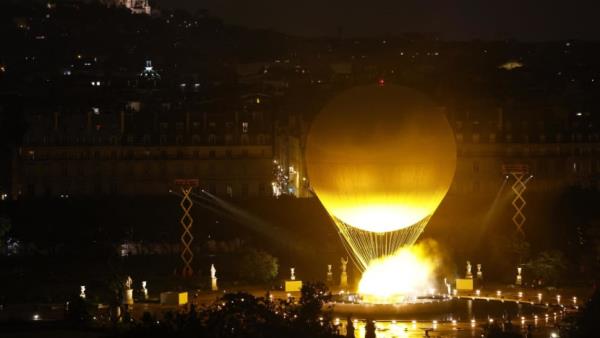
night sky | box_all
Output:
[157,0,600,40]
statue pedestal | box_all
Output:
[160,291,188,305]
[455,278,474,291]
[211,277,218,291]
[285,280,302,292]
[123,289,134,305]
[340,272,348,289]
[515,275,522,286]
[326,272,333,283]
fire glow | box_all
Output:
[358,242,440,304]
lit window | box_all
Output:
[242,122,249,133]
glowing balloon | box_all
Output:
[306,85,456,269]
[306,85,456,232]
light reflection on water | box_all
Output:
[332,298,557,338]
[339,319,557,338]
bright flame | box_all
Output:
[358,243,438,303]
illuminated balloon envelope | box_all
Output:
[306,85,456,270]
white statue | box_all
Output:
[290,267,296,281]
[340,257,349,288]
[516,266,522,285]
[341,257,348,273]
[80,285,86,299]
[466,261,473,279]
[211,264,218,291]
[211,264,217,279]
[125,276,133,290]
[476,264,483,279]
[444,278,451,295]
[142,281,148,299]
[327,264,333,282]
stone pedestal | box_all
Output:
[160,291,188,305]
[515,267,522,286]
[455,278,474,291]
[211,277,218,291]
[123,289,134,305]
[340,271,348,289]
[285,280,302,292]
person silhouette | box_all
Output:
[346,315,354,338]
[365,318,376,338]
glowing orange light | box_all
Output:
[358,243,438,303]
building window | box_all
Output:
[176,122,184,131]
[208,134,217,145]
[160,135,167,145]
[241,134,249,145]
[176,135,184,145]
[192,135,201,145]
[226,185,233,197]
[242,122,249,133]
[226,149,232,158]
[209,150,216,158]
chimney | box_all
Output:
[185,111,190,133]
[497,108,503,131]
[53,111,59,131]
[120,110,125,134]
[87,111,92,132]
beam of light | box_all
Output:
[481,176,509,227]
[169,189,308,253]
